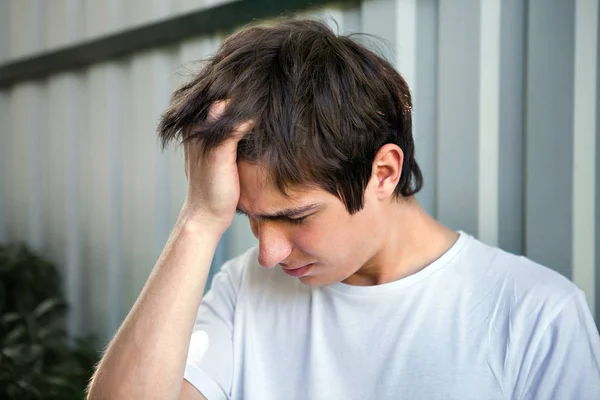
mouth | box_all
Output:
[281,263,315,278]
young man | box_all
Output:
[87,20,600,400]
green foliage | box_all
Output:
[0,243,100,400]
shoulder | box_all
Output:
[459,235,591,355]
[452,234,583,346]
[459,234,579,308]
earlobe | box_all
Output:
[373,144,404,199]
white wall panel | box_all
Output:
[2,0,244,63]
[125,0,174,27]
[572,0,598,315]
[83,0,125,40]
[174,0,234,16]
[124,49,177,308]
[477,0,501,246]
[0,91,7,243]
[596,0,600,324]
[8,0,44,59]
[45,77,70,269]
[498,0,526,255]
[436,0,480,235]
[45,0,84,51]
[45,72,86,336]
[7,83,46,251]
[298,4,361,33]
[525,0,576,279]
[82,62,127,338]
[0,1,8,63]
[360,0,438,216]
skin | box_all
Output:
[237,146,458,288]
[86,101,457,400]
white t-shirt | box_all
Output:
[184,232,600,399]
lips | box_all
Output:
[282,263,314,277]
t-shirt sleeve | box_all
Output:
[184,258,244,400]
[516,290,600,400]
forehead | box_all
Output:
[237,161,324,211]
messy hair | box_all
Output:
[158,19,422,214]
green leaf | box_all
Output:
[43,375,72,387]
[1,312,22,326]
[15,378,42,397]
[2,343,28,359]
[0,242,101,399]
[33,298,66,320]
[3,324,28,345]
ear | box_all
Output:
[372,143,404,200]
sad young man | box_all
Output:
[88,19,600,400]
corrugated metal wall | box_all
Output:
[0,0,598,342]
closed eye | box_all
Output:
[287,216,307,225]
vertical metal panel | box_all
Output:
[7,83,46,251]
[297,4,361,32]
[82,63,127,338]
[45,76,70,269]
[6,0,47,251]
[596,0,600,324]
[436,0,480,234]
[477,0,501,246]
[125,0,173,28]
[121,60,137,310]
[572,0,598,315]
[43,0,84,270]
[44,73,86,336]
[360,0,439,217]
[8,0,45,59]
[4,88,18,242]
[106,64,127,335]
[525,0,575,279]
[413,0,438,217]
[44,0,84,51]
[82,65,108,337]
[124,50,177,310]
[0,91,7,243]
[498,0,526,255]
[360,0,398,61]
[0,1,8,63]
[174,0,234,15]
[64,74,86,338]
[83,0,125,40]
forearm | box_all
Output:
[87,215,223,400]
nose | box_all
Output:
[256,221,292,269]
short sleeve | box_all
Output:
[184,257,245,400]
[516,290,600,400]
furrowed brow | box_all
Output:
[236,203,320,220]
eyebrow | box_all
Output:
[236,203,321,220]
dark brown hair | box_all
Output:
[158,19,422,214]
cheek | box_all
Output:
[289,221,335,255]
[291,218,353,258]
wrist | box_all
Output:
[176,208,231,238]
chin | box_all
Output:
[297,274,335,287]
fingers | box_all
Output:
[228,120,254,143]
[207,100,229,122]
[184,100,253,166]
[207,100,253,145]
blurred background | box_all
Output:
[0,0,598,358]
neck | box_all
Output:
[343,197,459,286]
